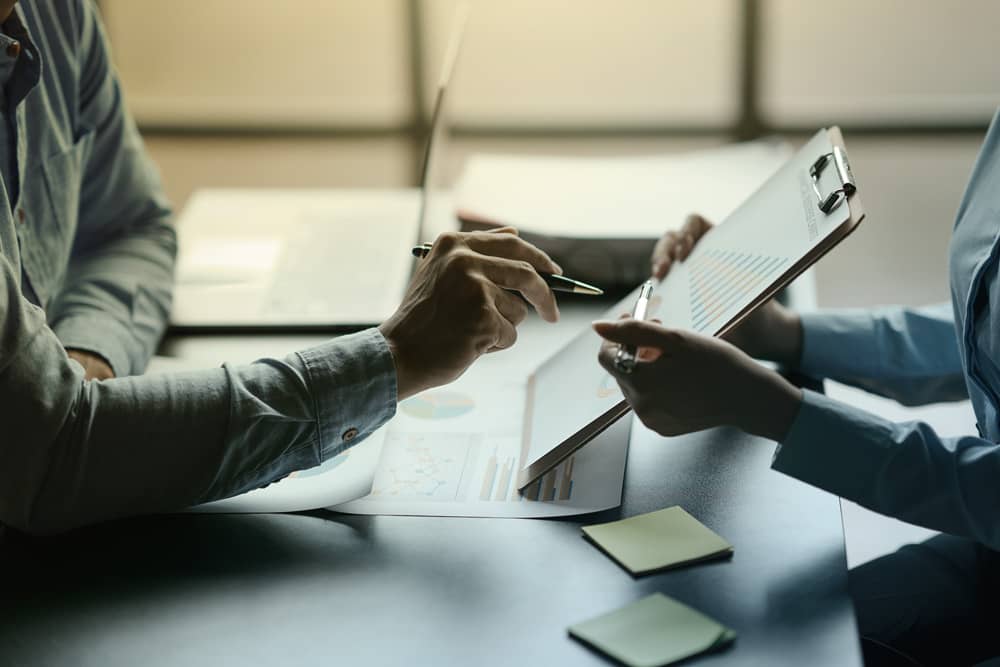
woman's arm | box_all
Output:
[775,389,1000,547]
[595,319,1000,550]
[796,303,968,406]
[652,216,967,406]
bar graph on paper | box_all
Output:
[332,371,627,519]
[369,432,575,504]
[687,248,790,334]
[479,449,574,502]
[340,429,598,518]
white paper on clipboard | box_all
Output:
[654,129,853,337]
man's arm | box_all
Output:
[1,225,563,534]
[45,0,176,377]
[0,253,396,535]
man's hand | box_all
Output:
[652,214,803,366]
[594,318,802,441]
[66,349,115,381]
[379,227,561,400]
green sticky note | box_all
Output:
[582,506,733,576]
[569,593,736,667]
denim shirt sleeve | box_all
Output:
[0,252,397,534]
[44,0,176,377]
[797,302,968,405]
[773,389,1000,549]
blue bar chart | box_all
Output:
[687,248,790,334]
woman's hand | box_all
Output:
[651,214,804,366]
[594,317,802,441]
[651,214,713,280]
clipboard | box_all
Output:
[516,127,865,492]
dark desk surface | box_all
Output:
[0,412,860,666]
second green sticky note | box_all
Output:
[569,593,737,667]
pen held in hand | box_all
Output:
[411,243,604,296]
[614,280,655,374]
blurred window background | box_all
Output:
[99,0,1000,308]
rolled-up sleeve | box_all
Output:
[798,302,968,405]
[773,389,1000,549]
[204,330,398,500]
[0,251,397,535]
[46,0,176,377]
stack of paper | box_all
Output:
[454,141,791,286]
[582,506,733,576]
[569,593,736,667]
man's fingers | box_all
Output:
[465,231,562,275]
[489,311,518,352]
[478,256,560,323]
[492,286,529,327]
[486,225,519,236]
[592,318,683,349]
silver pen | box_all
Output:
[614,280,654,374]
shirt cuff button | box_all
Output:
[342,427,359,442]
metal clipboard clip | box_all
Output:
[809,145,856,214]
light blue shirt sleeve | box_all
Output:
[797,302,968,405]
[771,111,1000,550]
[43,0,176,377]
[774,390,1000,549]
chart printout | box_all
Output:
[333,343,629,519]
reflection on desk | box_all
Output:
[0,420,859,666]
[0,300,859,666]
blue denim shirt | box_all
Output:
[774,110,1000,548]
[0,2,397,533]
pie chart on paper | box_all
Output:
[401,391,476,420]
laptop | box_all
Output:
[169,8,467,332]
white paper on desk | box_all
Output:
[454,140,791,239]
[332,334,628,519]
[189,428,387,514]
[170,189,420,327]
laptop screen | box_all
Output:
[413,4,468,248]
